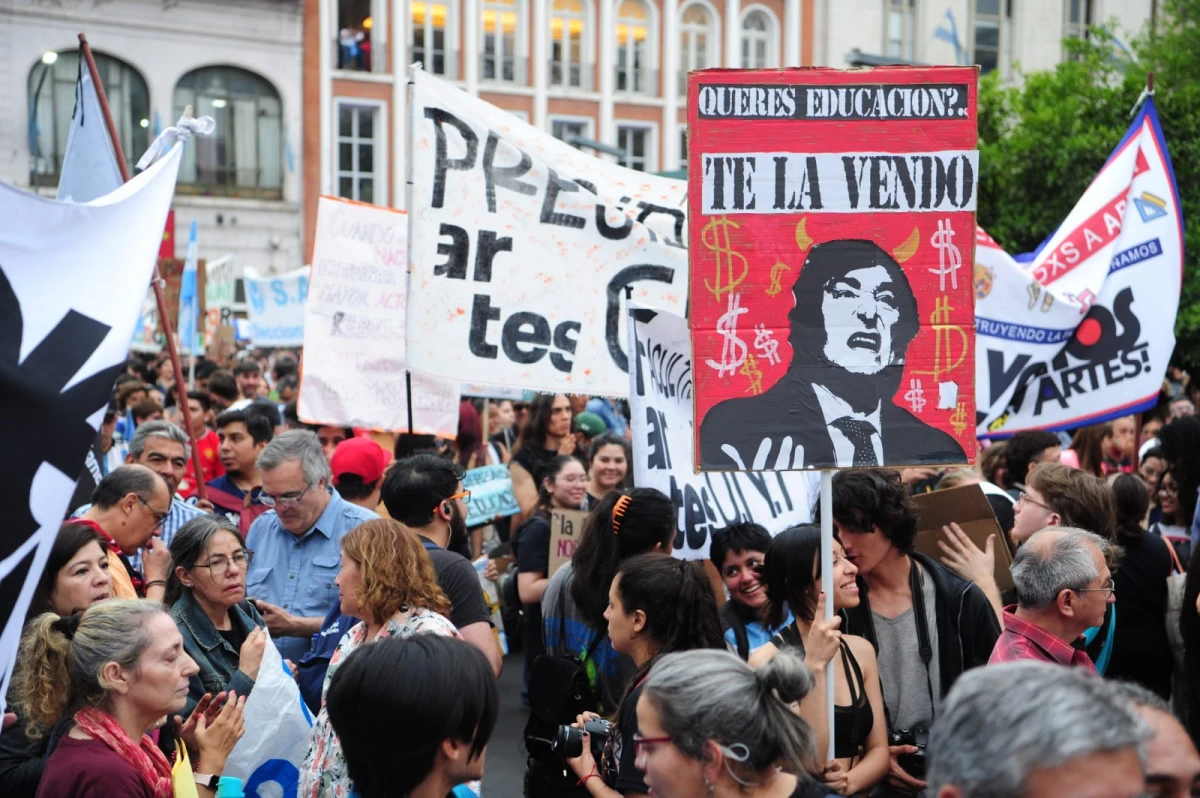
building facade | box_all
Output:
[0,0,305,275]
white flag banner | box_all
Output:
[407,68,688,396]
[627,305,819,559]
[975,98,1183,435]
[299,196,460,434]
[205,255,237,340]
[244,266,308,348]
[55,63,125,204]
[0,143,183,716]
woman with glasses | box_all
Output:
[1151,469,1192,565]
[633,648,832,798]
[514,455,589,693]
[167,516,268,720]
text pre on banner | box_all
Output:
[689,67,978,472]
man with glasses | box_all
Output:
[73,464,173,601]
[1010,461,1116,549]
[990,527,1114,671]
[245,430,377,662]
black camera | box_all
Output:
[888,724,930,779]
[552,719,612,760]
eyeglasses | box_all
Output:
[446,490,471,505]
[260,484,313,508]
[136,496,168,529]
[1159,484,1178,494]
[513,403,528,411]
[1017,491,1051,512]
[195,550,254,575]
[633,735,673,759]
[1076,578,1116,597]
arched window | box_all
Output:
[174,66,283,199]
[740,9,776,68]
[616,0,653,95]
[551,0,590,89]
[28,50,150,185]
[679,2,717,93]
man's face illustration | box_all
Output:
[820,264,901,375]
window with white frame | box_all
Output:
[884,0,915,61]
[552,0,590,89]
[483,0,522,83]
[1064,0,1092,41]
[551,117,593,148]
[337,0,377,72]
[335,102,383,204]
[680,3,717,94]
[617,124,651,171]
[740,9,776,68]
[972,0,1008,75]
[616,0,652,94]
[679,125,688,169]
[413,1,454,77]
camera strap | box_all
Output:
[909,558,936,720]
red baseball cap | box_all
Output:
[330,437,392,485]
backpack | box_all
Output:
[720,601,751,660]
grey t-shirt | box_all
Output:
[873,561,940,732]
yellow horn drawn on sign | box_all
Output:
[794,217,813,251]
[894,227,920,263]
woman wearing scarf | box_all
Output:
[18,599,245,798]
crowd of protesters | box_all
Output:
[2,347,1199,798]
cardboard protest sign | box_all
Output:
[406,68,688,397]
[974,97,1182,436]
[205,255,237,341]
[628,305,819,559]
[462,464,519,526]
[549,509,588,578]
[244,265,308,348]
[689,68,978,471]
[157,256,206,342]
[299,196,460,434]
[912,483,1013,592]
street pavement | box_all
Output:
[482,651,530,798]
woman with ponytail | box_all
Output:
[633,648,833,798]
[17,600,245,798]
[565,553,726,797]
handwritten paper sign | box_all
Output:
[462,464,519,526]
[298,196,460,433]
[549,509,588,578]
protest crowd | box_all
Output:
[0,341,1195,798]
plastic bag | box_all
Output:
[221,631,314,796]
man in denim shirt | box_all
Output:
[246,430,377,661]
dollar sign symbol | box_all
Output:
[904,378,927,414]
[739,353,763,395]
[702,216,749,301]
[765,261,791,297]
[913,295,969,383]
[929,218,962,291]
[705,294,748,378]
[950,402,969,436]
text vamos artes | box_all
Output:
[695,83,970,120]
[700,150,978,214]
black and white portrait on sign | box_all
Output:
[699,239,968,471]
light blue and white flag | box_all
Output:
[56,60,124,204]
[177,221,199,358]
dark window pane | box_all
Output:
[360,142,374,172]
[339,176,353,198]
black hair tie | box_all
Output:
[53,614,81,640]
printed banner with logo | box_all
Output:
[975,97,1182,436]
[689,68,978,471]
[299,196,460,434]
[244,266,308,348]
[406,68,688,396]
[628,305,819,559]
[0,141,183,715]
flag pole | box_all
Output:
[820,469,835,765]
[78,32,207,503]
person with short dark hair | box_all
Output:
[833,469,999,795]
[324,636,498,798]
[307,423,354,462]
[709,522,790,659]
[329,436,391,511]
[699,240,965,470]
[129,398,163,427]
[1011,462,1116,547]
[207,369,239,412]
[275,373,299,405]
[206,409,274,533]
[232,360,262,401]
[1002,430,1063,496]
[176,391,224,500]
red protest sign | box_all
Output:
[689,67,978,472]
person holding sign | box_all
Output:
[514,456,589,692]
[511,394,576,523]
[749,526,890,796]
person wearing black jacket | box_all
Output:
[831,469,1000,797]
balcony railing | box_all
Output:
[549,60,594,91]
[615,66,657,97]
[481,54,529,85]
[413,48,459,79]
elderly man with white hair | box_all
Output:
[927,661,1149,798]
[989,526,1114,671]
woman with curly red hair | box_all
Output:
[300,519,461,798]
